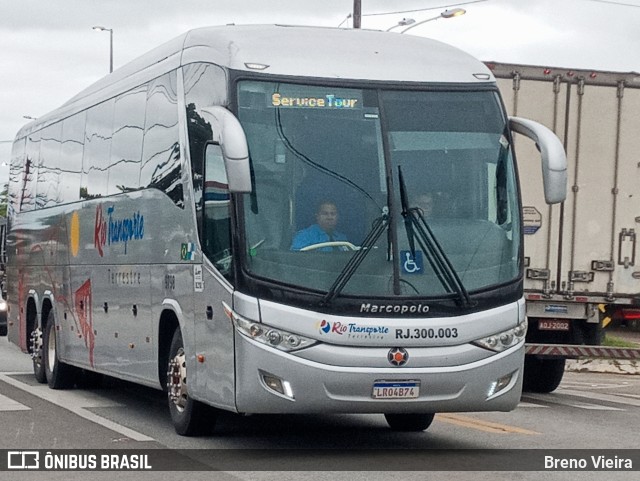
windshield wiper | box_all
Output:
[320,209,389,306]
[398,167,473,307]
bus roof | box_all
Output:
[183,24,493,82]
[17,25,494,138]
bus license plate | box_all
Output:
[372,380,420,399]
[538,319,570,331]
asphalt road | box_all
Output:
[0,337,639,481]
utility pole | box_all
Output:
[353,0,361,28]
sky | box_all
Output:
[1,0,639,185]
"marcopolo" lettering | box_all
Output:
[360,303,429,314]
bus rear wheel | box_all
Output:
[166,329,217,436]
[384,413,435,432]
[43,311,76,389]
[31,327,46,383]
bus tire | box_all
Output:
[43,311,75,390]
[32,327,47,384]
[384,413,435,432]
[523,356,565,393]
[167,329,217,436]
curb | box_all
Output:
[566,359,640,375]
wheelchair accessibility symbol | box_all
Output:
[401,250,424,274]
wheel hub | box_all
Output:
[30,328,43,360]
[167,348,187,412]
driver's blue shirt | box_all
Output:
[291,224,348,251]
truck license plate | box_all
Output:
[372,380,420,399]
[538,319,570,331]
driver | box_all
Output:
[291,200,349,251]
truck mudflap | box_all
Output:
[526,343,640,360]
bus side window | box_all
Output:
[141,72,182,207]
[202,143,232,279]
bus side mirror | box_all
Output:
[200,106,252,193]
[509,116,567,204]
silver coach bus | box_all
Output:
[7,25,566,435]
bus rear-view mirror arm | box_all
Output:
[509,116,567,205]
[201,106,252,193]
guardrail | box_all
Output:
[526,343,640,360]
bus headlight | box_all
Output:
[232,314,317,352]
[473,319,527,352]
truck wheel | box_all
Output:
[384,413,435,432]
[43,311,76,389]
[523,356,565,393]
[166,329,217,436]
[31,327,46,383]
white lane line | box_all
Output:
[611,393,640,400]
[0,392,30,411]
[517,401,548,408]
[523,393,623,411]
[562,401,623,411]
[562,381,631,389]
[0,373,154,441]
[558,388,640,408]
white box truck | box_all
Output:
[490,62,640,392]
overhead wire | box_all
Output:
[362,0,489,17]
[586,0,640,6]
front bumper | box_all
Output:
[234,332,524,414]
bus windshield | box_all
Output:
[237,80,521,300]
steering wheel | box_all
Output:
[300,241,359,252]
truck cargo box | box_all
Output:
[490,63,640,391]
[491,63,640,308]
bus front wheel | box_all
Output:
[167,329,217,436]
[384,413,435,432]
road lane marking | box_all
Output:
[523,393,608,411]
[0,373,154,442]
[517,401,548,408]
[0,392,30,411]
[562,402,622,411]
[525,392,628,410]
[435,414,540,435]
[557,388,640,408]
[612,393,640,399]
[562,381,631,390]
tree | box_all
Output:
[0,182,7,218]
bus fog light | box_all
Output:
[261,373,294,399]
[487,372,515,397]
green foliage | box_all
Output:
[0,182,7,218]
[603,335,640,348]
